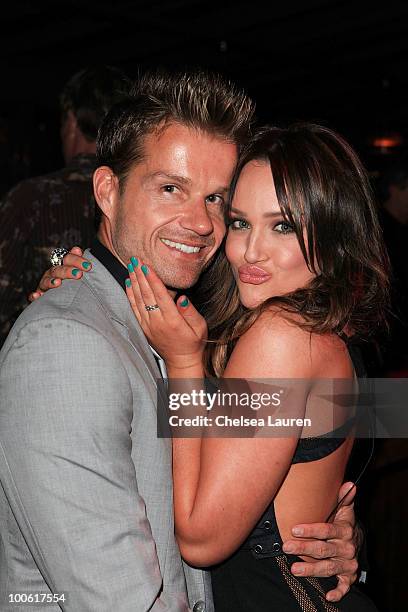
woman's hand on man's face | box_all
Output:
[126,258,207,371]
[28,246,91,301]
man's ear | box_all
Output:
[93,167,120,220]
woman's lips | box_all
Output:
[238,265,271,285]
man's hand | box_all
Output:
[28,246,91,301]
[282,482,359,602]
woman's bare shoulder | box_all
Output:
[224,308,352,379]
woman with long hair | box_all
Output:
[123,123,387,610]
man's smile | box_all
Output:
[160,237,207,255]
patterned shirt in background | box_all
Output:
[0,153,98,346]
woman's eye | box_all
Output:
[274,221,294,234]
[229,218,250,230]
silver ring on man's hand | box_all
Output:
[145,304,160,312]
[50,247,69,266]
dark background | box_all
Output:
[1,2,407,610]
[1,0,408,192]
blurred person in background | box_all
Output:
[0,64,130,346]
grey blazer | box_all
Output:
[0,250,212,612]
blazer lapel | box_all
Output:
[82,249,169,416]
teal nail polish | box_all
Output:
[82,262,91,270]
[51,279,57,286]
[127,263,134,273]
[72,268,80,277]
[141,265,149,275]
[125,278,132,288]
[180,298,189,307]
[130,256,138,268]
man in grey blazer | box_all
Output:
[0,71,359,611]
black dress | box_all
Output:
[210,338,378,611]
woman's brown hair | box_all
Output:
[192,123,390,376]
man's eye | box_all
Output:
[274,221,294,234]
[206,194,224,205]
[163,185,177,193]
[228,218,250,230]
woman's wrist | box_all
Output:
[166,353,204,378]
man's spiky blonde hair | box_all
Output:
[97,69,255,186]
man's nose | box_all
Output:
[181,199,214,235]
